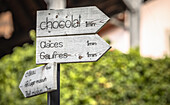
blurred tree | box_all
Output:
[0,30,169,105]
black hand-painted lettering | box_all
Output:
[40,41,63,48]
[39,15,81,30]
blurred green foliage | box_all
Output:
[0,31,170,105]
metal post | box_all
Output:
[44,0,65,105]
[47,63,60,105]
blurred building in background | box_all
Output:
[102,0,170,58]
[0,0,47,58]
[0,11,14,39]
[140,0,170,58]
[1,0,169,59]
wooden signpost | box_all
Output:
[36,34,111,64]
[19,63,57,98]
[19,6,110,105]
[36,6,109,37]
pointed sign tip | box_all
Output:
[19,63,57,97]
[96,45,111,62]
[36,34,111,64]
[36,6,110,37]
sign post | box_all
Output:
[36,34,111,64]
[36,6,110,37]
[47,64,60,105]
[45,0,65,104]
[19,6,110,105]
[19,63,57,98]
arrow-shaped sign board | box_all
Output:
[36,34,111,64]
[36,6,110,37]
[19,63,57,98]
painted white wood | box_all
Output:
[19,63,57,98]
[36,34,111,64]
[36,6,110,37]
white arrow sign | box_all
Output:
[36,34,111,64]
[19,63,57,98]
[36,6,110,37]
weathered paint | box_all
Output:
[36,34,111,64]
[19,63,57,98]
[36,6,109,37]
